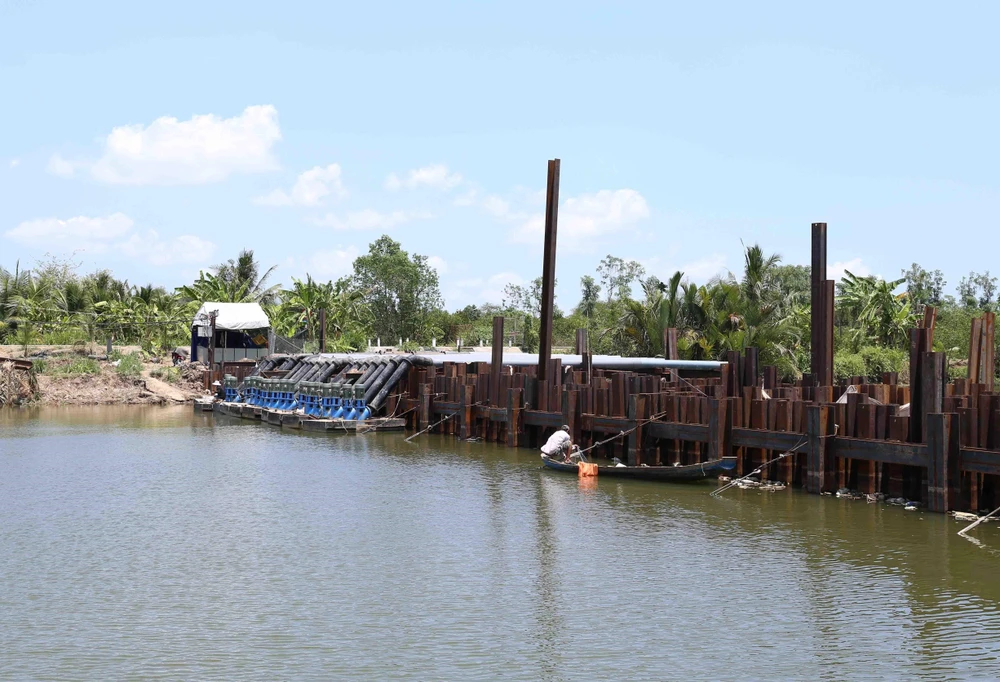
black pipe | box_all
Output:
[364,360,398,404]
[353,361,382,387]
[316,360,345,383]
[329,362,359,384]
[371,359,411,411]
[287,358,315,382]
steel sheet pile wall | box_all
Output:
[385,338,1000,514]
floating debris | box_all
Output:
[836,488,864,500]
[718,475,732,483]
[952,511,979,522]
[759,481,787,492]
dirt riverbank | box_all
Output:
[2,346,209,406]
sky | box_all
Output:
[2,1,999,311]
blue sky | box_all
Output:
[2,1,999,310]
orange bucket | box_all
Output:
[578,462,598,478]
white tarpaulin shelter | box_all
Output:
[192,302,270,331]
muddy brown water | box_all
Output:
[2,406,1000,680]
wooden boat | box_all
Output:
[540,455,736,481]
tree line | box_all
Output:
[3,236,997,383]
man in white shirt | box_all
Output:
[540,425,574,462]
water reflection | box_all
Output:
[2,408,1000,679]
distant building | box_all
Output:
[191,302,270,366]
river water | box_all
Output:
[2,407,1000,681]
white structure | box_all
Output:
[192,302,271,364]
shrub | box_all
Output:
[115,352,144,378]
[859,346,907,378]
[54,357,101,376]
[834,351,866,381]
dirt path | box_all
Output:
[141,372,193,403]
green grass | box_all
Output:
[115,352,144,378]
[52,357,101,376]
[150,366,180,383]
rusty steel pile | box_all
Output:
[214,162,1000,517]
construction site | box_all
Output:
[212,159,1000,516]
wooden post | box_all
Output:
[743,347,759,388]
[984,312,996,391]
[811,223,831,386]
[822,279,835,386]
[921,351,945,442]
[909,328,929,442]
[627,394,646,466]
[926,412,960,513]
[208,310,218,378]
[562,389,579,444]
[575,328,592,384]
[419,383,432,431]
[506,388,523,447]
[663,328,679,360]
[491,316,504,406]
[318,308,327,353]
[969,316,983,383]
[459,383,474,440]
[806,404,833,494]
[708,398,731,462]
[537,159,560,382]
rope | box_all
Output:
[958,504,1000,536]
[666,369,710,398]
[710,436,807,497]
[404,401,486,442]
[567,408,675,462]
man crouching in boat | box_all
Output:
[540,425,578,463]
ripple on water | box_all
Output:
[1,407,1000,680]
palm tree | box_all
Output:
[276,275,334,341]
[213,249,280,305]
[605,272,685,357]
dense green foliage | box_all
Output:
[4,237,998,385]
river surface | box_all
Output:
[2,407,1000,681]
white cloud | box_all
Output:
[117,231,216,266]
[88,105,281,185]
[286,246,360,281]
[481,195,510,218]
[5,213,133,249]
[313,209,432,231]
[4,213,213,266]
[447,271,524,308]
[679,254,728,282]
[452,189,478,206]
[829,258,870,282]
[9,159,19,168]
[254,164,346,206]
[427,255,449,275]
[47,154,77,177]
[385,164,462,191]
[509,189,650,247]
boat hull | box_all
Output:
[541,455,735,481]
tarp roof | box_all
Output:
[192,302,270,331]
